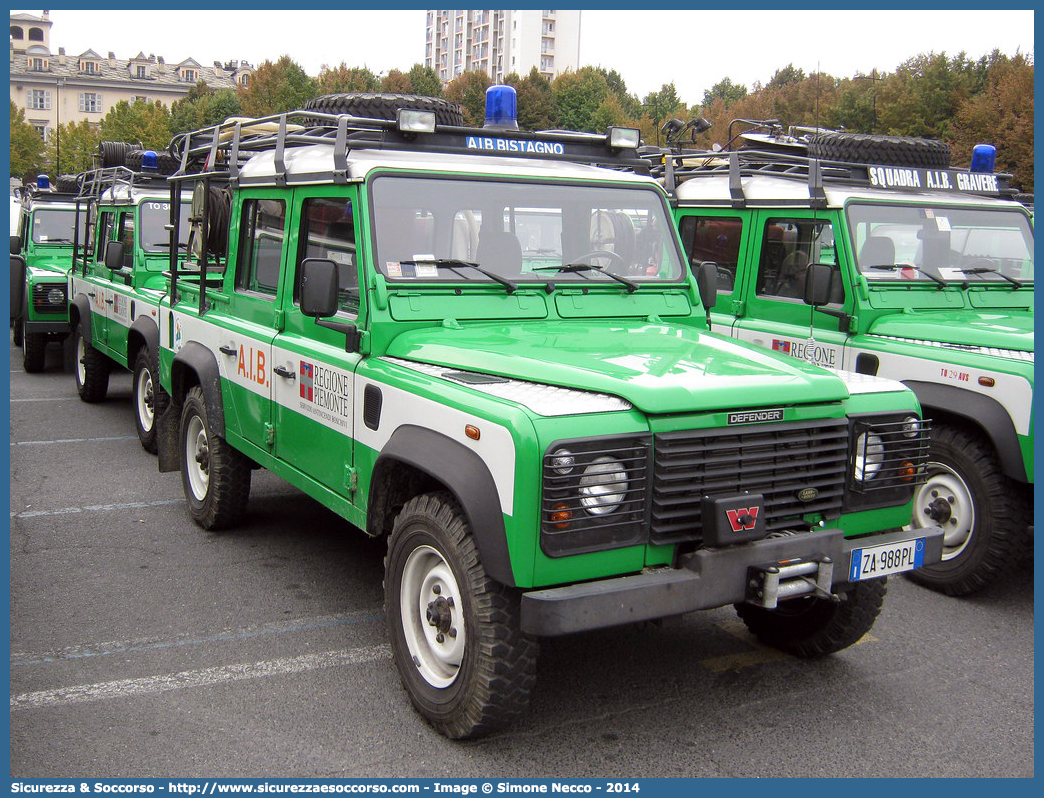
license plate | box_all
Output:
[849,538,926,580]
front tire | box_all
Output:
[906,423,1027,596]
[22,330,47,373]
[73,323,109,402]
[735,578,887,658]
[385,492,538,739]
[179,386,251,530]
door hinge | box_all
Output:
[264,422,275,446]
[344,465,357,493]
[731,299,745,316]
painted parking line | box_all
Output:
[11,435,138,446]
[10,645,391,710]
[10,397,70,402]
[10,499,184,519]
[11,610,384,666]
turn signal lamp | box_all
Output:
[970,144,996,173]
[397,109,436,134]
[550,503,572,529]
[484,84,519,130]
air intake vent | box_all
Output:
[363,384,382,430]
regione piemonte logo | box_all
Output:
[300,360,314,401]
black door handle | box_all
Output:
[273,365,296,380]
[219,345,237,356]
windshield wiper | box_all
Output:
[954,266,1025,288]
[39,237,73,244]
[402,258,518,294]
[533,263,639,293]
[869,263,948,288]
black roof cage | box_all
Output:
[644,147,1018,209]
[13,185,79,203]
[76,165,169,204]
[165,108,650,188]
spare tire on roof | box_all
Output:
[98,140,142,168]
[808,131,951,169]
[304,93,465,126]
[124,148,180,175]
[55,174,80,193]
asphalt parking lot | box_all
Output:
[8,339,1035,779]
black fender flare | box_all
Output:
[170,340,226,439]
[374,424,515,587]
[10,254,26,320]
[128,314,159,363]
[69,294,93,343]
[905,380,1027,483]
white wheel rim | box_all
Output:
[75,334,86,385]
[185,414,210,502]
[399,544,465,688]
[914,462,975,560]
[136,366,155,432]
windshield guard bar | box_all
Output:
[643,147,1019,208]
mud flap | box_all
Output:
[156,396,181,473]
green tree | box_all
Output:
[316,64,380,94]
[552,67,609,132]
[875,52,982,139]
[444,70,492,126]
[702,77,747,109]
[10,102,46,181]
[593,66,642,118]
[407,64,443,97]
[43,119,101,177]
[99,99,172,149]
[380,69,413,93]
[589,94,629,132]
[170,86,241,134]
[642,83,684,144]
[237,55,318,116]
[504,68,555,131]
[767,64,805,90]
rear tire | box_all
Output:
[735,578,887,658]
[73,323,109,402]
[180,386,251,530]
[133,347,163,454]
[385,492,538,739]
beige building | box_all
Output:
[425,9,581,85]
[10,10,253,139]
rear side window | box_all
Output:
[678,215,742,293]
[236,199,286,296]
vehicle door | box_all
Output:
[216,193,289,454]
[271,189,363,506]
[102,207,137,361]
[79,208,116,349]
[675,210,750,333]
[731,210,853,371]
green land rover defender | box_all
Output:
[648,125,1033,597]
[152,90,943,738]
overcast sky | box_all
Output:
[12,7,1035,104]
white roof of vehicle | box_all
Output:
[673,173,1022,209]
[237,143,662,187]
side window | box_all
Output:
[756,218,844,303]
[295,196,358,315]
[117,212,134,269]
[236,199,286,297]
[678,215,741,293]
[94,211,114,260]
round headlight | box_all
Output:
[901,416,921,438]
[855,433,885,481]
[46,287,64,305]
[578,456,627,516]
[551,448,575,475]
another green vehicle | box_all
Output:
[153,91,943,738]
[652,126,1033,596]
[68,155,190,452]
[10,177,82,372]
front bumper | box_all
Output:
[24,318,70,334]
[520,525,943,636]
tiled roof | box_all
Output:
[10,50,247,92]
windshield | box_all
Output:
[370,176,685,286]
[847,202,1033,284]
[140,200,191,253]
[31,208,78,245]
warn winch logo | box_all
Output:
[726,507,760,533]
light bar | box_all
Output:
[608,127,641,150]
[397,109,436,134]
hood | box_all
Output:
[868,310,1034,351]
[384,320,850,415]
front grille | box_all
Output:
[651,418,849,544]
[31,282,67,312]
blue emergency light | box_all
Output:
[484,85,519,130]
[970,144,996,173]
[141,150,159,171]
[36,174,50,189]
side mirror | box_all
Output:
[300,258,339,318]
[104,240,125,271]
[10,235,22,255]
[695,262,718,331]
[803,263,834,307]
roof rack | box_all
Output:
[644,147,1018,208]
[76,165,169,204]
[166,108,650,188]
